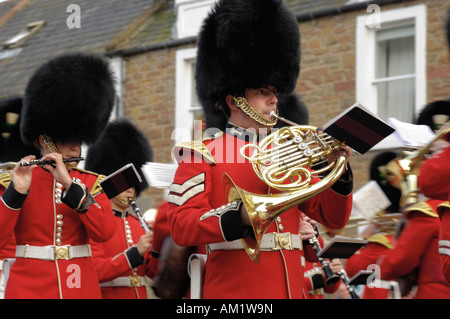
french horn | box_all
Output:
[223,111,348,263]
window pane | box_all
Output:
[375,24,415,122]
[376,78,415,122]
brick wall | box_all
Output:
[123,1,450,213]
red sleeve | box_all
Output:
[439,211,450,283]
[380,213,436,280]
[167,157,229,247]
[346,243,391,278]
[298,187,352,230]
[77,173,116,243]
[418,145,450,200]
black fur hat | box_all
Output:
[369,151,402,213]
[20,52,116,146]
[274,93,309,128]
[85,117,153,196]
[0,96,39,162]
[416,100,450,131]
[196,0,300,120]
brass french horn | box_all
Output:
[223,112,348,263]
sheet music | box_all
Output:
[353,181,391,221]
[141,162,178,189]
[388,117,435,148]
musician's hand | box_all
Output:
[299,218,317,240]
[41,153,72,189]
[137,232,153,255]
[329,258,343,273]
[10,155,37,194]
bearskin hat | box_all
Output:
[274,93,309,128]
[416,100,450,131]
[369,151,402,213]
[20,52,116,146]
[196,0,300,120]
[85,117,153,196]
[0,96,39,162]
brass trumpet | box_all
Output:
[224,112,348,263]
[385,121,450,207]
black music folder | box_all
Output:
[348,270,375,286]
[100,163,142,199]
[317,235,368,259]
[322,103,395,154]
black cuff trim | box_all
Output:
[126,246,144,268]
[2,182,28,210]
[62,178,91,213]
[311,273,325,290]
[331,163,353,196]
[220,201,252,241]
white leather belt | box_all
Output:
[16,244,91,261]
[99,276,146,288]
[209,232,302,251]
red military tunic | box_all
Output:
[418,143,450,282]
[167,125,352,299]
[346,233,394,299]
[418,144,450,201]
[90,210,153,299]
[379,199,450,299]
[0,167,115,299]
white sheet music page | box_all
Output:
[141,162,178,189]
[388,117,435,148]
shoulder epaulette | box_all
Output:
[404,201,439,218]
[172,133,223,165]
[72,168,104,196]
[0,172,12,189]
[367,233,393,249]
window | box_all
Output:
[173,47,203,145]
[356,5,426,148]
[3,21,45,49]
[174,0,215,39]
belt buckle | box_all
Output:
[273,232,292,250]
[54,245,71,260]
[129,275,141,287]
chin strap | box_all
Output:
[233,96,278,127]
[42,134,79,169]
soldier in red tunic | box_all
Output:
[0,53,117,299]
[85,117,154,299]
[167,0,353,299]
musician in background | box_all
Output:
[0,52,116,299]
[378,101,450,299]
[166,0,353,299]
[345,151,400,299]
[417,14,450,281]
[85,117,155,299]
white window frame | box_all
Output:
[173,47,201,146]
[356,4,426,149]
[174,0,216,39]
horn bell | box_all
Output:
[223,155,348,263]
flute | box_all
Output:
[20,157,84,166]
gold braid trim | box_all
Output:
[233,97,277,127]
[0,172,11,189]
[404,201,439,218]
